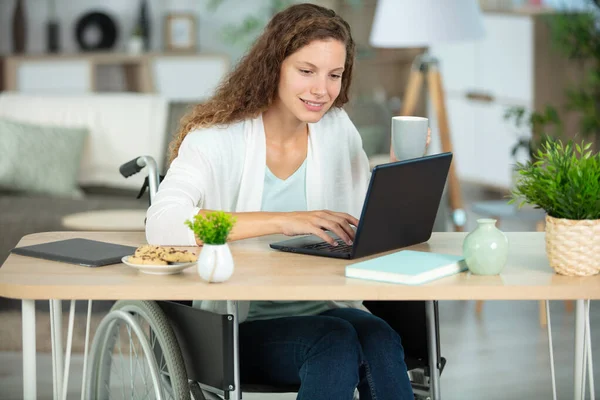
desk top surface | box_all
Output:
[1,231,599,301]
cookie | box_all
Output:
[161,248,198,263]
[134,245,166,259]
[128,255,168,265]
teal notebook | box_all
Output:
[345,250,467,285]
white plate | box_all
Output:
[122,256,195,275]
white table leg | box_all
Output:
[50,301,58,400]
[22,299,36,400]
[585,300,595,400]
[61,300,76,400]
[50,300,64,400]
[574,299,585,400]
[545,300,557,400]
[81,300,93,400]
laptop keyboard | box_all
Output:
[302,239,353,253]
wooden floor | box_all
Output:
[0,300,598,399]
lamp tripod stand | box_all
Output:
[400,54,467,232]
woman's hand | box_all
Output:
[277,210,359,246]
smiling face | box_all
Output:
[273,39,346,124]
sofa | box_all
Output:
[0,93,182,311]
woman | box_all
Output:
[147,3,419,399]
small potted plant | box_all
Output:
[510,139,600,276]
[504,105,563,189]
[185,211,236,283]
[128,25,144,54]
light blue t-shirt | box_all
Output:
[246,159,330,322]
[259,159,308,213]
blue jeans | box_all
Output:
[239,307,414,400]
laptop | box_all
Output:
[11,238,137,267]
[269,152,452,259]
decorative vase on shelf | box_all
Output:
[12,0,26,54]
[128,36,144,54]
[46,0,59,53]
[138,0,151,51]
[46,21,60,53]
[463,218,509,275]
[197,244,234,283]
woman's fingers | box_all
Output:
[309,227,338,246]
[316,218,352,245]
[327,211,359,227]
[281,210,359,246]
[322,212,356,241]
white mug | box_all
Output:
[391,116,429,161]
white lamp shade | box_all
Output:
[370,0,485,48]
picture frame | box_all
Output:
[164,14,197,52]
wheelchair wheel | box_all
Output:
[86,300,190,400]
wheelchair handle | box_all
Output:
[119,157,145,178]
[119,156,160,202]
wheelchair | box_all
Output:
[84,155,447,400]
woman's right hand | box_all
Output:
[277,210,359,246]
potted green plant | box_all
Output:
[544,6,600,149]
[505,3,600,160]
[504,105,564,189]
[510,139,600,276]
[505,106,563,159]
[185,211,237,282]
[128,25,144,54]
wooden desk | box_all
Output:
[1,231,598,399]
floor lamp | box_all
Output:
[370,0,485,232]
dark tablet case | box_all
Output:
[11,238,137,267]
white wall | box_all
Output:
[0,0,270,62]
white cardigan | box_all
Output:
[146,108,371,321]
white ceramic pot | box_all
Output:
[197,244,234,283]
[128,36,143,54]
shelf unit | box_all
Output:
[1,52,230,101]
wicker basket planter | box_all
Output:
[545,215,600,276]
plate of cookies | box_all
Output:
[123,245,198,275]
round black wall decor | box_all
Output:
[75,11,118,51]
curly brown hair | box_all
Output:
[168,3,356,162]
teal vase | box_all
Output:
[463,219,509,275]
